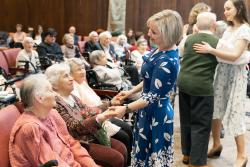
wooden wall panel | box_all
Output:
[126,0,177,33]
[176,0,226,23]
[64,0,109,36]
[0,0,65,42]
[0,0,249,43]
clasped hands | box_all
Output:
[100,90,132,120]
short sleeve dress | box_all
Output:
[131,49,179,167]
[213,24,250,136]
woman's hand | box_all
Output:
[109,106,126,119]
[96,109,118,123]
[193,41,213,54]
[115,90,132,101]
[110,97,122,106]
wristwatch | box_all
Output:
[124,104,132,113]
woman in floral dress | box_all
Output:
[194,0,250,166]
[110,10,183,167]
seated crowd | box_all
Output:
[1,24,148,167]
[1,1,250,166]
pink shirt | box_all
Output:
[9,109,98,167]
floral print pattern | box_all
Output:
[131,49,179,167]
[213,24,250,136]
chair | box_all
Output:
[86,69,118,91]
[0,50,26,92]
[2,48,28,75]
[82,52,90,62]
[0,51,10,75]
[2,48,21,68]
[0,104,21,167]
[77,41,87,54]
[86,69,119,98]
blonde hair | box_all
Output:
[147,9,183,49]
[188,3,211,26]
[62,33,73,44]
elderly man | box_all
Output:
[36,28,64,70]
[177,12,218,167]
[84,31,99,53]
[93,31,140,85]
[93,31,118,64]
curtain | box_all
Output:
[107,0,126,33]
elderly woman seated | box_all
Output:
[130,38,150,73]
[61,34,90,67]
[68,58,133,162]
[45,63,128,167]
[84,31,99,53]
[89,50,133,91]
[16,37,41,74]
[9,74,99,167]
[114,34,131,60]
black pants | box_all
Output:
[124,65,140,85]
[110,118,133,165]
[179,91,213,166]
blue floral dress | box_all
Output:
[131,49,179,167]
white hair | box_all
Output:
[22,37,34,45]
[20,74,50,108]
[45,63,70,88]
[67,58,85,73]
[116,34,127,43]
[89,50,105,65]
[215,20,228,38]
[89,31,98,37]
[99,31,112,40]
[196,12,217,30]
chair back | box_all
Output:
[0,105,21,167]
[86,69,117,91]
[2,48,21,68]
[0,51,10,75]
[77,41,86,53]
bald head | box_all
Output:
[196,12,217,31]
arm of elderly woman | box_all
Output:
[13,123,70,166]
[55,102,102,135]
[52,110,99,166]
[67,134,98,166]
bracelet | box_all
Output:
[124,104,132,114]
